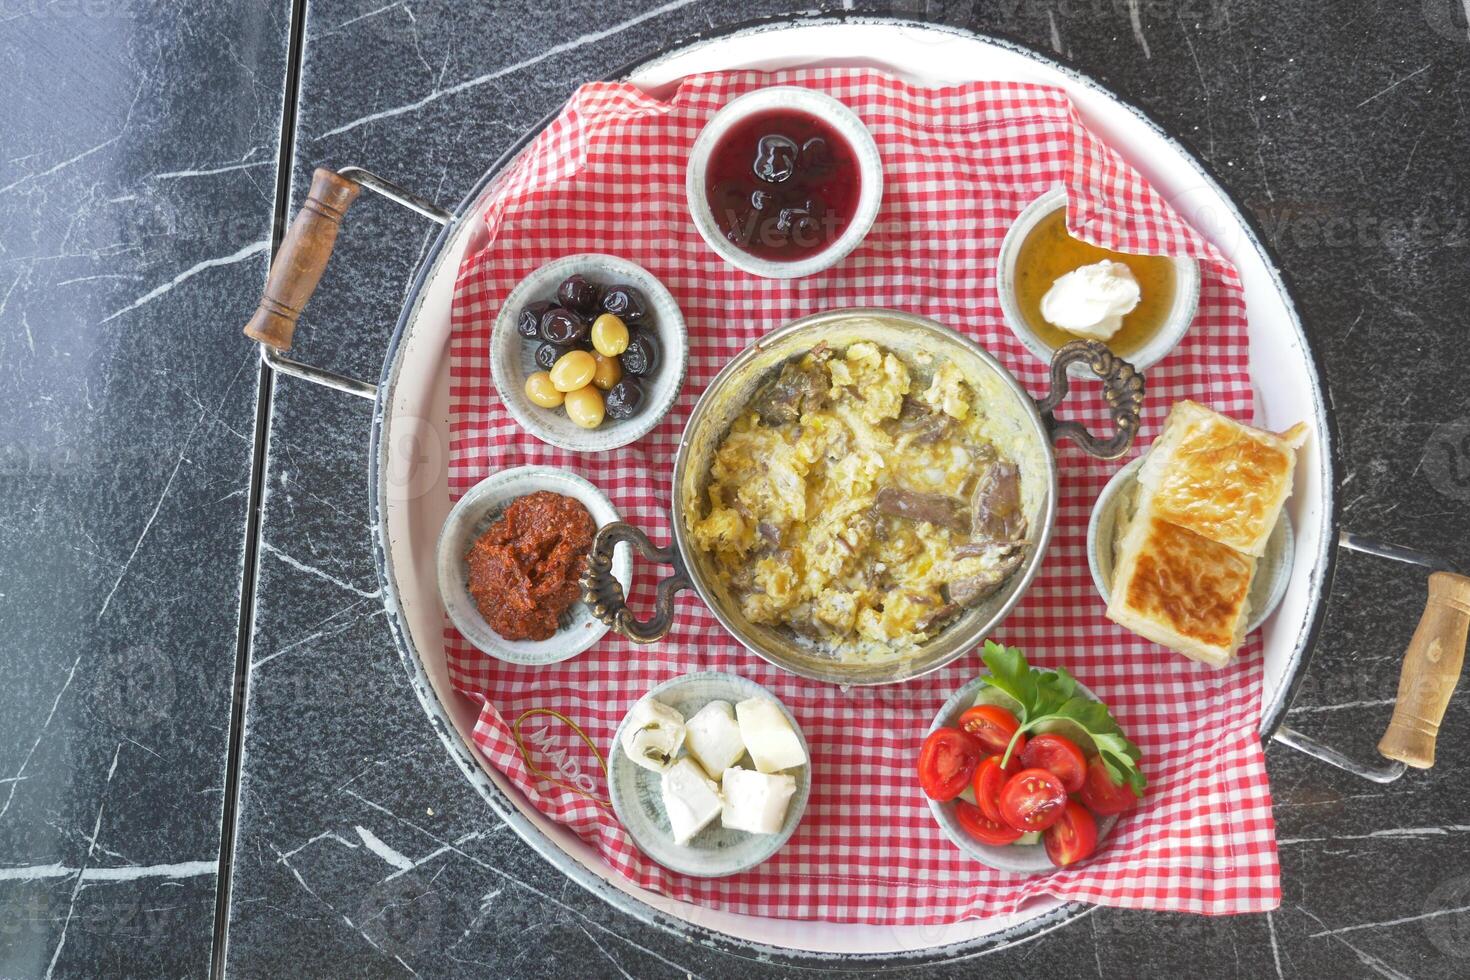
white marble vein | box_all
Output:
[1355,64,1430,110]
[95,450,187,622]
[1296,906,1414,980]
[0,860,217,883]
[260,542,381,599]
[1126,0,1151,59]
[152,160,271,181]
[44,802,104,978]
[1308,902,1470,938]
[1266,911,1285,980]
[354,826,414,872]
[0,652,84,821]
[1278,824,1470,845]
[315,0,698,139]
[99,239,268,324]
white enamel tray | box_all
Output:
[268,15,1342,968]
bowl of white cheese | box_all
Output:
[996,186,1200,374]
[607,672,811,878]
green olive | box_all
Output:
[592,352,622,391]
[549,350,596,392]
[591,313,630,357]
[524,371,564,408]
[564,385,605,428]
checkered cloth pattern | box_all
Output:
[444,69,1280,924]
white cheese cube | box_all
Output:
[720,767,797,835]
[684,700,746,776]
[620,698,685,773]
[734,697,807,773]
[660,757,723,845]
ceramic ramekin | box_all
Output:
[996,186,1201,373]
[437,466,631,665]
[489,254,687,453]
[685,86,883,279]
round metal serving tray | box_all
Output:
[324,15,1340,967]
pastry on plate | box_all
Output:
[1134,399,1308,557]
[1108,401,1307,667]
[1108,514,1257,667]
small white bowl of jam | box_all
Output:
[997,187,1200,373]
[686,86,883,279]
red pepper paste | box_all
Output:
[465,491,596,642]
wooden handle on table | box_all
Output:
[243,168,360,351]
[1377,571,1470,769]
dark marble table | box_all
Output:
[3,1,1469,977]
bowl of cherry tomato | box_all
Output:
[918,643,1145,874]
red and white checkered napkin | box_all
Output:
[444,69,1280,925]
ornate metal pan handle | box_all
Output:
[1035,340,1145,460]
[580,522,693,644]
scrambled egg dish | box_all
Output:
[688,342,1027,661]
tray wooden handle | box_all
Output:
[243,168,360,351]
[1378,571,1470,769]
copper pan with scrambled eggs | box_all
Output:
[582,309,1144,686]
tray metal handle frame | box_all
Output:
[250,166,453,399]
[1272,542,1470,783]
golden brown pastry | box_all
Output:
[1134,400,1308,557]
[1107,401,1307,667]
[1107,515,1256,667]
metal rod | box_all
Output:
[263,346,376,399]
[1338,530,1453,574]
[337,166,454,225]
[1273,725,1406,784]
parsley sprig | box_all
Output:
[980,640,1146,797]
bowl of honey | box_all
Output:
[997,187,1200,373]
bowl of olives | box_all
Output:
[490,254,687,452]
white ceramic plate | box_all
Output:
[926,675,1120,875]
[608,672,811,878]
[1086,456,1295,634]
[435,465,631,664]
[489,253,688,452]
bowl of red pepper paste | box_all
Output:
[436,466,631,664]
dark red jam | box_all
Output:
[703,108,861,262]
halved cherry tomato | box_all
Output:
[998,767,1069,832]
[1019,733,1088,793]
[972,754,1019,825]
[955,800,1023,846]
[1044,799,1099,866]
[1079,755,1138,816]
[957,704,1025,757]
[918,727,982,801]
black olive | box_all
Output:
[556,274,601,317]
[620,330,659,377]
[605,378,646,420]
[539,307,588,346]
[517,300,551,339]
[534,341,571,372]
[600,284,648,324]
